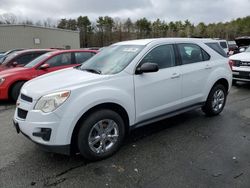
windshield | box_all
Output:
[24,52,52,68]
[80,45,145,74]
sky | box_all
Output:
[0,0,249,24]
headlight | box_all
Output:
[34,91,70,113]
[0,77,5,85]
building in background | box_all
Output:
[0,24,80,51]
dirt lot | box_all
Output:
[1,84,250,188]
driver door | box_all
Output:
[36,53,74,76]
[134,44,182,123]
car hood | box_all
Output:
[21,68,110,100]
[0,67,30,77]
[229,52,250,61]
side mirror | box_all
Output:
[39,63,50,70]
[136,63,159,74]
[12,61,18,67]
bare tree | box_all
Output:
[0,13,17,24]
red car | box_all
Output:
[0,49,97,101]
[0,49,56,71]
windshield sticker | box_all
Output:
[123,48,139,52]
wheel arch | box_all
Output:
[70,102,130,154]
[204,78,229,102]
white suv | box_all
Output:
[13,38,232,160]
[229,46,250,84]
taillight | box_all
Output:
[228,60,234,70]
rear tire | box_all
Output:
[10,81,25,101]
[202,84,227,116]
[77,109,125,161]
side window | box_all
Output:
[140,44,176,69]
[177,43,205,64]
[14,53,37,65]
[46,53,72,67]
[75,52,94,64]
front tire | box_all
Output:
[10,81,25,101]
[77,109,125,161]
[202,84,227,116]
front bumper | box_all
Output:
[13,97,71,155]
[13,120,70,155]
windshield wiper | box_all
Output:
[81,68,101,74]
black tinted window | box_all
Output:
[15,53,41,65]
[46,53,72,67]
[140,44,176,69]
[205,42,227,57]
[219,42,227,49]
[75,52,94,64]
[177,43,205,64]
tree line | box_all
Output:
[1,13,250,48]
[57,16,250,47]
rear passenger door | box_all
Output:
[134,44,182,123]
[177,43,211,106]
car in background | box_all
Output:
[229,46,250,84]
[0,49,97,101]
[0,49,55,71]
[0,48,26,64]
[228,41,238,56]
[217,39,229,54]
[235,36,250,53]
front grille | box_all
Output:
[20,94,33,103]
[17,108,28,119]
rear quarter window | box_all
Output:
[177,43,210,65]
[205,42,228,57]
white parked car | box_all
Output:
[229,46,250,84]
[13,38,232,160]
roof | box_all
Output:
[14,48,56,55]
[46,49,98,56]
[114,38,218,46]
[0,24,79,33]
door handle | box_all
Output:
[171,73,180,79]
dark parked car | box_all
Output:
[0,49,56,71]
